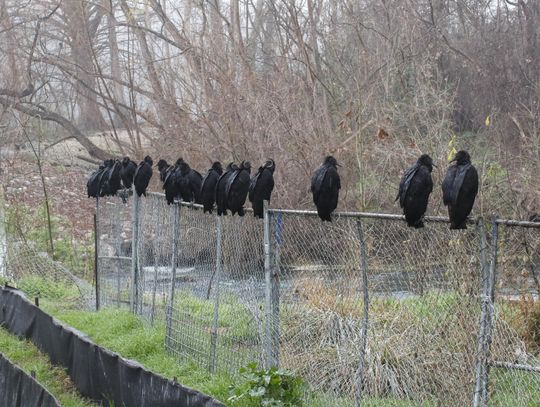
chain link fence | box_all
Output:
[487,221,540,407]
[95,194,133,311]
[2,217,95,310]
[266,210,484,406]
[165,206,265,374]
[93,192,540,406]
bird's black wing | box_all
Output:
[225,168,241,198]
[133,163,142,183]
[201,169,214,192]
[442,166,456,206]
[311,165,328,204]
[397,164,419,208]
[459,165,479,203]
[163,166,175,188]
[189,170,203,202]
[256,168,275,201]
[249,167,263,203]
[450,163,473,205]
[98,167,112,196]
[87,168,103,197]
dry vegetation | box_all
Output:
[0,0,538,225]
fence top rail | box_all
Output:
[139,192,540,227]
[267,208,471,224]
[145,191,255,212]
[494,218,540,228]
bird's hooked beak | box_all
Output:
[449,157,457,163]
[432,163,438,168]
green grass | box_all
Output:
[17,275,81,300]
[490,367,540,407]
[48,307,442,407]
[43,294,540,407]
[6,203,94,278]
[175,292,260,343]
[49,307,243,406]
[0,327,97,407]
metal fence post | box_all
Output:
[473,217,498,407]
[150,260,158,325]
[130,192,140,314]
[166,203,181,348]
[355,219,370,406]
[483,217,499,404]
[264,201,280,369]
[150,204,160,325]
[209,215,223,373]
[0,188,6,278]
[94,208,100,311]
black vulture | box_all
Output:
[200,162,223,213]
[100,159,122,197]
[98,159,115,197]
[249,159,275,219]
[157,159,178,205]
[215,162,238,216]
[442,150,479,229]
[311,156,341,222]
[226,161,252,216]
[157,159,171,182]
[87,162,106,198]
[120,157,137,189]
[133,156,153,197]
[174,158,203,203]
[396,154,435,228]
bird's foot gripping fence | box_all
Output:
[94,192,540,406]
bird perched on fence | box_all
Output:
[200,162,223,213]
[396,154,435,229]
[174,158,203,203]
[225,161,251,216]
[215,162,238,216]
[87,161,107,198]
[157,159,179,205]
[157,159,171,182]
[226,161,252,216]
[311,156,341,222]
[133,156,153,197]
[100,159,122,197]
[120,157,137,189]
[249,159,275,219]
[97,159,115,197]
[442,150,479,229]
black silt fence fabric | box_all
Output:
[0,287,225,407]
[0,352,61,407]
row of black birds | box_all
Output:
[87,156,276,219]
[87,151,478,229]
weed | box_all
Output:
[228,363,305,406]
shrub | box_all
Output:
[228,363,305,406]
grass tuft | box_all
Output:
[0,327,97,407]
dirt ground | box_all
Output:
[0,140,101,241]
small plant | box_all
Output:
[228,363,304,406]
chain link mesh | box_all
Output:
[4,221,95,310]
[269,211,483,406]
[96,195,132,310]
[489,223,540,406]
[165,202,265,374]
[136,193,175,324]
[93,193,540,405]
